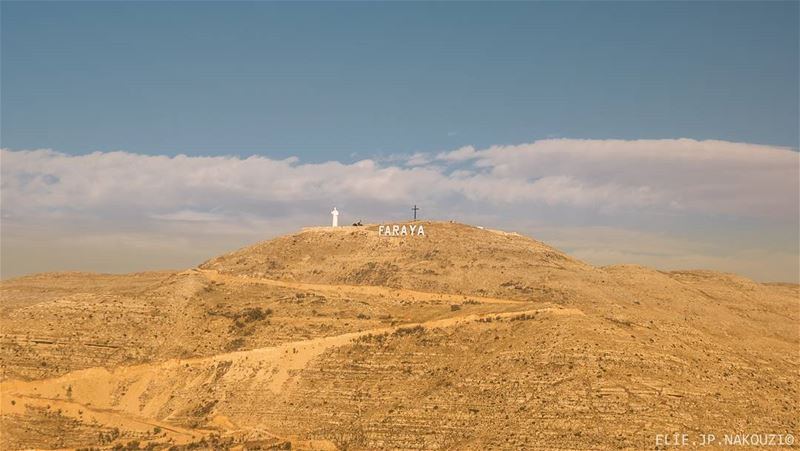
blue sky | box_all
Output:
[2,1,798,160]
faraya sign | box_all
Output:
[378,224,425,237]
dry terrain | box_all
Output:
[0,222,797,450]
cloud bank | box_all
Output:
[1,138,798,281]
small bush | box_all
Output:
[393,325,425,336]
[510,313,536,321]
[356,332,388,343]
[240,307,271,322]
[224,338,245,351]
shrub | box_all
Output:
[356,332,388,343]
[510,313,535,321]
[224,338,245,351]
[240,307,271,322]
[393,325,425,336]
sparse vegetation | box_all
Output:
[356,331,389,343]
[97,428,121,445]
[210,306,273,324]
[2,222,797,450]
[224,338,246,351]
[241,307,271,322]
[510,313,536,321]
[393,325,426,336]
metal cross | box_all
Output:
[412,205,420,220]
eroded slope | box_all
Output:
[1,223,797,450]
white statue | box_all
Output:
[331,207,339,227]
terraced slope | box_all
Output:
[1,223,797,450]
[199,222,594,302]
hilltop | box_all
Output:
[201,222,594,302]
[0,222,797,450]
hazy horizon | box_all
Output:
[3,138,798,282]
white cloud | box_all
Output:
[404,152,432,166]
[436,145,478,162]
[3,139,796,216]
[1,138,798,281]
[443,139,798,216]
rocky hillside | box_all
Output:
[200,222,596,302]
[1,223,797,450]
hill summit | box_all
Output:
[1,222,797,450]
[200,221,594,301]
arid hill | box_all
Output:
[200,222,592,302]
[1,222,797,450]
